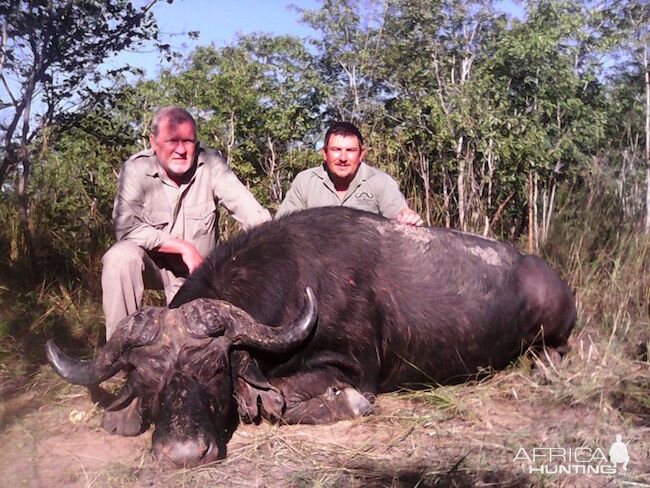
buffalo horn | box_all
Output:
[228,287,317,352]
[46,340,125,386]
[46,309,162,386]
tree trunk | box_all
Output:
[542,179,556,244]
[646,167,650,232]
[533,172,539,253]
[264,136,282,204]
[468,151,480,230]
[456,136,465,231]
[417,151,431,226]
[528,170,536,254]
[483,138,494,236]
[458,158,465,231]
[15,164,33,270]
[442,167,451,228]
[643,42,650,235]
[620,150,628,217]
[487,192,514,237]
[17,73,35,267]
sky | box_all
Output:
[154,0,321,43]
[114,0,322,78]
[115,0,524,79]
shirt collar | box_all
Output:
[314,161,373,187]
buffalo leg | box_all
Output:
[231,350,284,423]
[269,369,374,424]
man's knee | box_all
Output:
[102,241,146,266]
[102,241,146,275]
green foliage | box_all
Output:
[29,125,130,289]
[0,85,146,291]
[0,0,174,280]
[0,0,646,289]
[0,0,166,185]
[144,34,323,207]
[297,0,388,123]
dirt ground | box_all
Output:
[1,340,648,488]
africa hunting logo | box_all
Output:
[513,434,633,475]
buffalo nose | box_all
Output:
[162,438,215,467]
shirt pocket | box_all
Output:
[143,210,169,230]
[185,202,218,240]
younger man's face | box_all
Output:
[322,133,365,185]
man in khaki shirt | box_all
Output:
[277,121,422,225]
[102,106,270,340]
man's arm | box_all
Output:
[375,173,423,226]
[276,172,308,218]
[113,158,203,272]
[156,237,203,273]
[113,159,168,249]
[210,155,271,229]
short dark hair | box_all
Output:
[324,121,364,148]
[151,106,196,137]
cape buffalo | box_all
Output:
[47,207,576,467]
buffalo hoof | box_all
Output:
[341,388,375,417]
[102,398,145,436]
[323,386,375,417]
[258,387,285,421]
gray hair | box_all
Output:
[151,106,196,137]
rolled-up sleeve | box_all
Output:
[112,161,168,250]
[211,158,271,229]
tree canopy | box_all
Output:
[0,0,648,283]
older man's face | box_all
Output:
[150,117,197,185]
[322,134,366,187]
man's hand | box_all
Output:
[179,242,203,273]
[157,238,203,273]
[395,207,424,227]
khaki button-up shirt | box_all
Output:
[276,162,407,219]
[113,144,271,258]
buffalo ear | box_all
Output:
[103,370,140,411]
[230,350,285,423]
[231,350,273,390]
[105,382,136,412]
[87,378,136,412]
